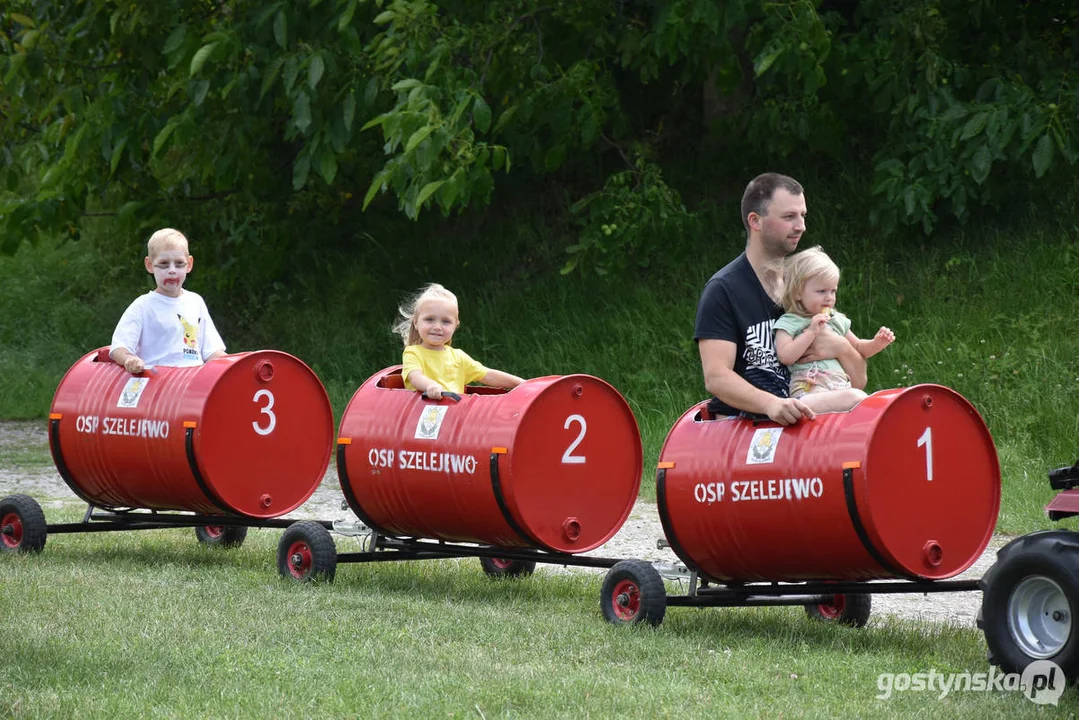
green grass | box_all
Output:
[0,421,53,468]
[2,510,1076,718]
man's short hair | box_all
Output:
[740,173,804,232]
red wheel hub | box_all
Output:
[287,540,312,578]
[817,594,846,619]
[204,525,224,539]
[611,578,641,620]
[1,512,23,549]
[491,558,512,570]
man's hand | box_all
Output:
[766,396,815,426]
[798,328,848,364]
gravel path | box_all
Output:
[0,420,1000,628]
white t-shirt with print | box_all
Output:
[110,290,226,367]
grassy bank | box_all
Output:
[2,499,1074,719]
[1,214,1077,534]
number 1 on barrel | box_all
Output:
[917,426,933,481]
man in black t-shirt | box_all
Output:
[694,173,866,425]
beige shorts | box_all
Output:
[789,367,852,398]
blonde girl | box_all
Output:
[773,246,895,413]
[393,283,524,400]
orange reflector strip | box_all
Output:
[842,461,861,469]
[49,413,62,420]
[183,421,197,429]
[337,438,352,445]
[657,461,676,469]
[491,447,508,455]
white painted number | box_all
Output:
[561,414,587,465]
[917,426,933,481]
[252,389,277,436]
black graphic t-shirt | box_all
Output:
[694,253,790,416]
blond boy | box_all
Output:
[110,228,226,374]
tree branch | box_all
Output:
[600,132,632,169]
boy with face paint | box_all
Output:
[109,228,227,374]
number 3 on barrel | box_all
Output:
[562,414,586,465]
[252,389,277,436]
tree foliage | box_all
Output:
[2,1,1078,273]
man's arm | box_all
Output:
[699,339,814,426]
[799,331,867,389]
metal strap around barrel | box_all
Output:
[489,452,545,550]
[336,442,391,537]
[184,426,233,515]
[655,468,700,575]
[48,417,99,507]
[842,466,916,579]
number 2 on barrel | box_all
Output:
[917,426,933,481]
[252,389,277,436]
[562,414,587,464]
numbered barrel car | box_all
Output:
[600,384,1002,629]
[975,458,1079,681]
[275,366,642,582]
[0,347,334,555]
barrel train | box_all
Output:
[1,347,1076,681]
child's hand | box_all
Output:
[424,384,444,400]
[875,326,896,347]
[123,356,145,374]
[810,313,831,333]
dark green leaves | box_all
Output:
[1032,133,1054,178]
[189,43,216,76]
[472,96,491,133]
[308,55,325,90]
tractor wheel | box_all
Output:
[195,524,248,548]
[600,559,666,627]
[0,494,47,554]
[978,531,1079,681]
[805,593,872,628]
[277,521,337,583]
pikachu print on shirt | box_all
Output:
[178,314,200,362]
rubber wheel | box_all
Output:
[277,521,337,582]
[978,531,1079,681]
[479,556,536,579]
[195,524,248,548]
[0,494,47,554]
[805,593,872,628]
[600,559,666,626]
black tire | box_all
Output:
[0,494,47,554]
[600,559,667,626]
[479,556,537,579]
[277,520,337,582]
[195,524,248,548]
[978,531,1079,681]
[805,593,872,628]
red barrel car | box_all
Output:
[335,366,643,554]
[48,348,334,518]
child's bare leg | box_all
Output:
[799,388,867,414]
